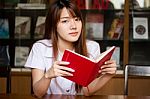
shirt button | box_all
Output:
[66,89,70,92]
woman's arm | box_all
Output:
[32,61,74,98]
[32,68,52,98]
[82,60,117,96]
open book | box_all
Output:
[62,46,116,86]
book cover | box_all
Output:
[16,3,46,9]
[15,16,31,39]
[15,46,29,67]
[28,0,45,3]
[86,13,104,40]
[91,0,101,9]
[75,0,86,9]
[107,18,124,40]
[0,18,9,39]
[0,46,10,66]
[34,16,46,39]
[62,46,115,86]
[133,17,148,39]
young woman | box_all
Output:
[25,0,116,98]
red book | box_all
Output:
[75,0,86,9]
[62,46,116,86]
[92,0,101,9]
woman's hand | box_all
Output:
[44,61,75,79]
[99,60,117,75]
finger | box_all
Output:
[57,69,73,76]
[98,70,102,73]
[55,61,70,65]
[57,65,75,72]
[105,60,116,64]
[101,67,116,73]
[101,64,116,69]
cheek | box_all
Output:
[57,25,67,35]
[57,25,68,38]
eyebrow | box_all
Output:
[60,16,77,19]
[60,17,70,19]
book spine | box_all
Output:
[0,46,10,66]
[92,0,101,9]
[87,64,99,86]
[75,0,86,9]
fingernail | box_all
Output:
[98,70,101,73]
[65,62,70,64]
[72,69,75,72]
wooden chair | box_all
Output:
[0,66,11,94]
[124,65,150,95]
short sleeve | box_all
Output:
[24,43,45,70]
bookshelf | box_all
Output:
[0,0,150,95]
[0,0,126,69]
[0,0,149,69]
[128,9,150,65]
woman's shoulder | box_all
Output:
[35,39,52,47]
[31,39,53,53]
[31,39,53,57]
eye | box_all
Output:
[61,19,69,23]
[74,17,80,21]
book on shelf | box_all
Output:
[0,46,10,66]
[0,18,9,39]
[34,16,46,39]
[107,18,124,40]
[15,46,29,67]
[133,17,148,39]
[107,46,120,67]
[86,13,104,40]
[62,46,116,86]
[144,0,150,8]
[84,0,114,10]
[16,3,46,9]
[28,0,45,3]
[15,16,31,39]
[85,0,91,9]
[91,0,101,9]
[75,0,86,9]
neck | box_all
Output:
[57,41,74,53]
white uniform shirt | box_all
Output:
[25,39,100,95]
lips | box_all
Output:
[69,32,78,36]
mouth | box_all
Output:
[69,32,78,36]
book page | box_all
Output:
[65,49,96,62]
[107,46,120,67]
[34,16,46,39]
[15,16,31,39]
[15,46,29,67]
[95,46,115,62]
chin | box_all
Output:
[66,37,79,42]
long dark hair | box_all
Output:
[44,0,88,92]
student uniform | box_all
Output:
[25,39,100,95]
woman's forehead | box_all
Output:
[60,7,77,18]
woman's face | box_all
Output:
[57,7,82,43]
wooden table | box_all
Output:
[0,94,150,99]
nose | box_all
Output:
[70,19,77,29]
